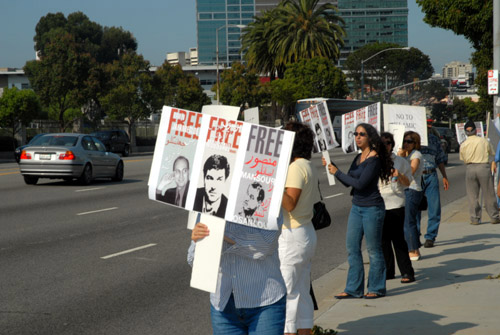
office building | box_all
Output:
[442,61,473,79]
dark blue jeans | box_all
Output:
[210,294,286,335]
[345,204,386,297]
[416,172,441,242]
[404,188,423,250]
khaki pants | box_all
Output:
[465,163,500,223]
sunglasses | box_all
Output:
[403,139,415,144]
[353,132,367,137]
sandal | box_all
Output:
[364,293,385,299]
[334,292,361,299]
[401,274,415,284]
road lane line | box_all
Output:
[0,168,19,171]
[75,187,105,192]
[0,171,19,176]
[447,166,455,170]
[325,193,344,199]
[101,244,157,259]
[76,207,118,216]
[125,158,152,162]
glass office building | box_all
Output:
[196,0,256,65]
[338,0,408,64]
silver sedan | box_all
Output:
[19,133,124,185]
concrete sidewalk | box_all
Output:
[312,196,500,335]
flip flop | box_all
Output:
[334,292,361,299]
[364,293,385,299]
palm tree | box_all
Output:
[270,0,345,65]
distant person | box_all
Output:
[237,182,265,221]
[460,120,500,225]
[193,154,230,219]
[416,121,449,248]
[324,123,393,299]
[379,132,415,283]
[156,156,190,207]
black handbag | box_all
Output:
[312,182,331,230]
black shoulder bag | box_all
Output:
[312,182,331,230]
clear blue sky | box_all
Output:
[0,0,472,73]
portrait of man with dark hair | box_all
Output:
[156,156,190,207]
[237,182,265,220]
[315,123,327,151]
[193,154,230,218]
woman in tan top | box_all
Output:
[280,121,320,335]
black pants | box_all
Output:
[382,207,414,279]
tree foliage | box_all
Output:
[241,0,345,78]
[271,57,349,119]
[0,87,41,140]
[216,62,270,108]
[344,42,434,99]
[416,0,493,109]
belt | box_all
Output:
[422,169,436,174]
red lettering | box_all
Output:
[167,108,178,134]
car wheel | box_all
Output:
[79,164,93,185]
[23,175,39,185]
[112,161,124,181]
[123,145,130,157]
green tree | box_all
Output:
[344,43,434,99]
[271,57,349,119]
[416,0,493,109]
[0,87,41,146]
[98,26,138,64]
[101,53,154,143]
[151,61,210,112]
[24,30,101,131]
[216,62,270,108]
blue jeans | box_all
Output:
[210,294,286,335]
[416,172,441,242]
[345,204,386,297]
[404,188,423,250]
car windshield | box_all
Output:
[30,135,78,147]
[92,132,111,139]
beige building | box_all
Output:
[442,61,473,79]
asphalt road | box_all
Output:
[0,151,466,334]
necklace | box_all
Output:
[361,149,372,162]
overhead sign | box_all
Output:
[488,70,498,95]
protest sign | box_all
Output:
[244,107,259,124]
[388,123,406,154]
[340,103,381,154]
[298,102,338,153]
[148,106,294,230]
[383,104,428,146]
[455,122,484,145]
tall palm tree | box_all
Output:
[270,0,345,65]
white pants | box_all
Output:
[278,223,317,333]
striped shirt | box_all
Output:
[187,214,286,311]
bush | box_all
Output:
[0,136,18,152]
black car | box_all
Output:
[14,133,45,163]
[90,130,130,156]
[435,127,460,153]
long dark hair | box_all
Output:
[284,121,314,160]
[357,123,392,183]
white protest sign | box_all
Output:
[322,151,336,185]
[388,123,406,154]
[340,102,381,154]
[488,70,498,95]
[201,105,240,119]
[455,122,484,145]
[190,214,225,293]
[383,104,428,146]
[244,107,259,124]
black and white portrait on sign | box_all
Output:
[156,155,190,207]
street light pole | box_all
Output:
[360,47,410,100]
[216,24,246,105]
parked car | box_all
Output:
[435,127,460,153]
[19,133,124,185]
[14,133,45,163]
[90,130,130,156]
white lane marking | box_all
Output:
[101,244,157,259]
[77,207,118,216]
[325,193,343,199]
[446,166,455,170]
[75,187,105,192]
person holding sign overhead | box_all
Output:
[323,123,393,299]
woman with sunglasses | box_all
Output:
[323,123,392,299]
[379,132,416,284]
[398,131,424,261]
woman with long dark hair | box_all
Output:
[323,123,392,299]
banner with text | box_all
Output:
[383,104,428,146]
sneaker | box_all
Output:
[470,221,480,225]
[491,219,500,224]
[424,240,434,248]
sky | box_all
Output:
[0,0,473,74]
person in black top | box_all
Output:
[323,123,392,299]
